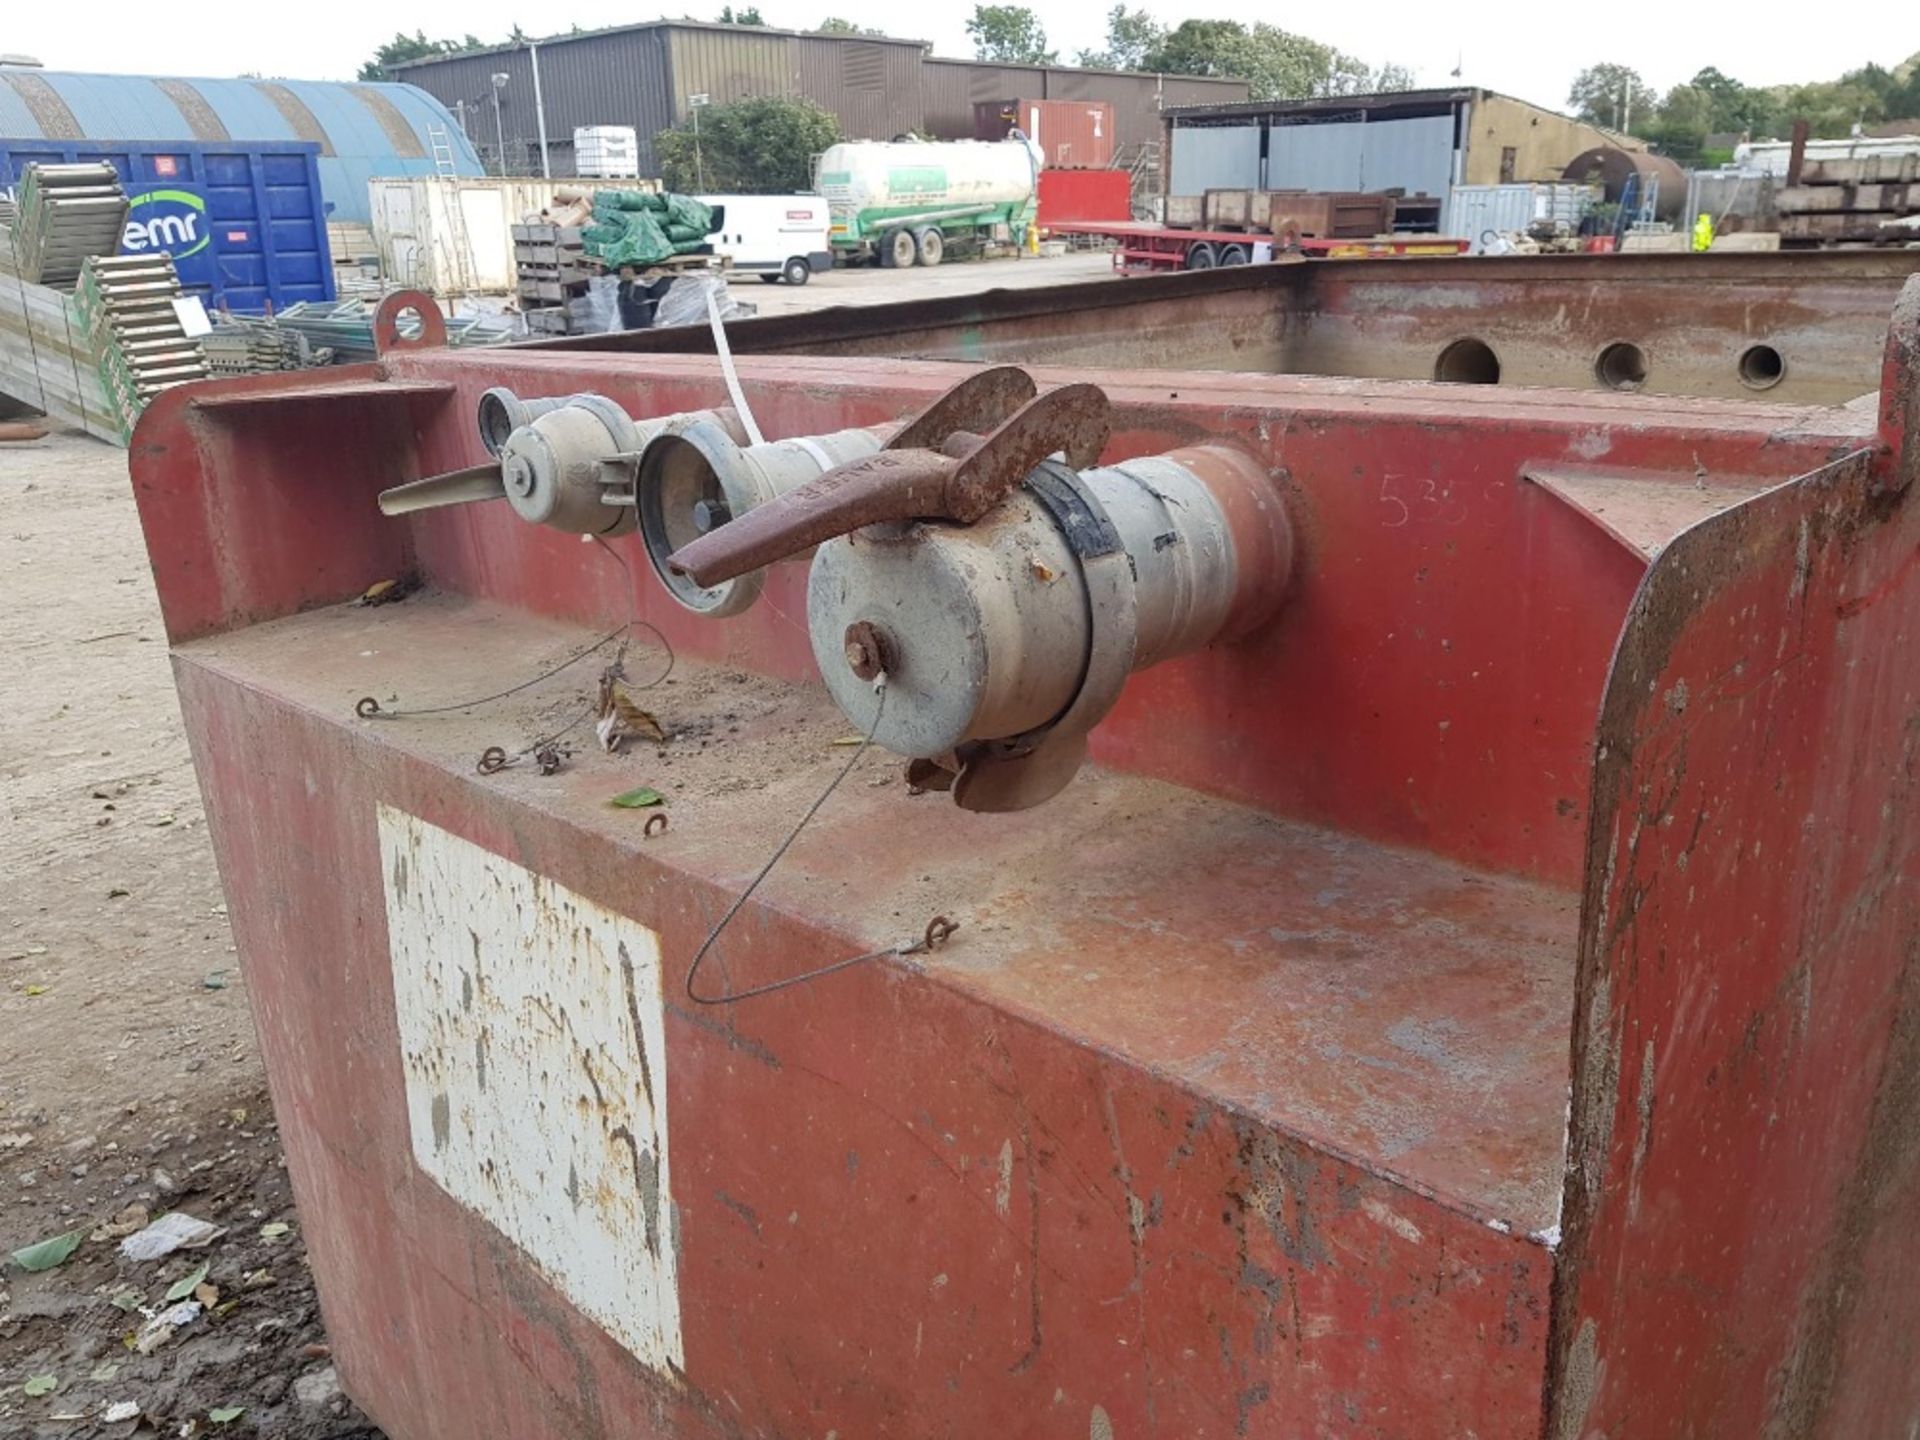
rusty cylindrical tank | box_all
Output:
[1561,145,1687,223]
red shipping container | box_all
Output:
[973,97,1115,169]
[1037,167,1132,227]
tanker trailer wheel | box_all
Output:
[782,256,812,285]
[882,229,917,268]
[1184,242,1218,270]
[914,227,944,267]
[1218,243,1249,266]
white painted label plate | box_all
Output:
[379,805,682,1373]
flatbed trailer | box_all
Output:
[1048,219,1468,271]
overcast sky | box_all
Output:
[8,0,1913,112]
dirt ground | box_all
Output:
[0,431,381,1436]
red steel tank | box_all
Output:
[126,281,1920,1439]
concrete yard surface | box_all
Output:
[727,249,1118,317]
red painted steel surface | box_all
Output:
[1549,436,1920,1426]
[1037,168,1133,228]
[126,275,1920,1438]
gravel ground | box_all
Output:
[0,430,383,1438]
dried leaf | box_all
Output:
[258,1222,291,1242]
[209,1407,245,1424]
[89,1361,121,1382]
[358,578,412,607]
[608,787,664,810]
[23,984,46,996]
[107,1286,143,1311]
[193,1282,220,1307]
[11,1229,83,1272]
[165,1262,210,1303]
[133,1300,202,1353]
[22,1373,57,1397]
[596,676,669,751]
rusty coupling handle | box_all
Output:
[666,374,1111,589]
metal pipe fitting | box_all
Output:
[807,445,1291,776]
[636,422,889,617]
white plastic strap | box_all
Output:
[790,435,838,473]
[705,280,765,447]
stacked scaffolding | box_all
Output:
[8,163,130,287]
[0,165,209,444]
[73,255,211,417]
[202,318,333,377]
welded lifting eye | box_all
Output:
[1738,344,1785,391]
[1435,337,1500,385]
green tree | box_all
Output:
[966,5,1056,64]
[717,5,766,23]
[1076,6,1163,70]
[654,95,842,193]
[1567,63,1658,132]
[1372,62,1417,93]
[815,17,887,34]
[357,30,485,81]
[1141,20,1381,100]
[1643,82,1712,160]
[1140,19,1244,77]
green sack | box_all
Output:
[581,192,716,268]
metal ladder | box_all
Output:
[428,125,475,298]
[1125,141,1162,220]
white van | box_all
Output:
[699,194,833,285]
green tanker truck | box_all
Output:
[816,137,1041,267]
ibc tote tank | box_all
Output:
[817,137,1041,239]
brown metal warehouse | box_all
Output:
[390,19,1249,185]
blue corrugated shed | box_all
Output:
[0,70,483,224]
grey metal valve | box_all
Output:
[666,371,1294,812]
[377,388,747,537]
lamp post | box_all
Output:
[490,73,509,176]
[529,45,551,179]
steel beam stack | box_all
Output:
[202,318,332,377]
[9,162,130,288]
[1778,151,1920,247]
[269,299,514,362]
